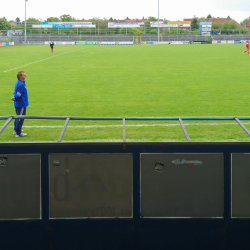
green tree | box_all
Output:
[0,17,11,30]
[207,14,212,18]
[15,17,21,24]
[23,17,41,34]
[147,16,157,21]
[60,14,75,22]
[150,29,158,34]
[191,17,198,30]
[229,22,239,30]
[46,17,60,22]
[197,18,205,23]
[25,17,40,30]
[212,22,222,30]
[240,18,249,26]
[222,21,230,29]
[227,16,231,20]
[144,16,158,34]
[26,17,40,23]
[96,19,108,35]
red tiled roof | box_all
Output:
[116,19,163,22]
[245,18,250,27]
[125,19,149,22]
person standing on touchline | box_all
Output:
[10,71,29,137]
[50,41,54,53]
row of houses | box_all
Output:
[116,17,250,31]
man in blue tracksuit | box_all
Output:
[10,71,29,137]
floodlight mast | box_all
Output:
[158,0,159,41]
[25,0,28,43]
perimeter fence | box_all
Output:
[1,34,248,45]
[1,116,250,142]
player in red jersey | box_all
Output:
[243,38,249,55]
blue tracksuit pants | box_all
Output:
[14,107,26,135]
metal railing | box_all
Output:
[2,34,249,44]
[17,34,250,43]
[1,116,250,142]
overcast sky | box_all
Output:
[1,0,250,24]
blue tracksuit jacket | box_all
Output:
[13,79,29,107]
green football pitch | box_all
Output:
[0,43,250,142]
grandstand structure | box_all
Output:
[1,127,250,249]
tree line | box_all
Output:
[191,15,249,34]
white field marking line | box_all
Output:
[7,122,250,129]
[2,48,87,73]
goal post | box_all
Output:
[133,36,141,45]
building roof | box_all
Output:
[125,19,149,22]
[245,18,250,27]
[116,19,163,22]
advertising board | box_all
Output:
[141,153,224,218]
[49,153,133,218]
[145,41,157,45]
[43,22,92,25]
[108,22,144,28]
[117,42,133,45]
[0,42,7,46]
[52,25,73,28]
[232,154,250,217]
[75,41,97,45]
[44,41,75,45]
[150,21,190,28]
[33,25,52,28]
[98,42,116,45]
[171,41,184,44]
[158,41,170,44]
[0,154,41,219]
[34,22,96,28]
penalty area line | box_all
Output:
[2,48,87,73]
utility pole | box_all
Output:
[25,0,28,43]
[158,0,160,41]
